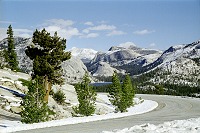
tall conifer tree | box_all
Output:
[21,76,50,123]
[25,29,71,102]
[109,71,122,112]
[121,74,135,110]
[109,72,135,112]
[73,72,97,116]
[5,25,19,71]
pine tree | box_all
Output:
[5,25,19,71]
[25,29,71,102]
[20,76,50,123]
[53,89,66,104]
[109,71,122,112]
[121,74,135,111]
[109,72,135,112]
[73,73,97,116]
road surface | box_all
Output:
[15,94,200,133]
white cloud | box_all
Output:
[14,28,32,33]
[84,21,94,26]
[46,19,74,27]
[42,25,80,40]
[66,28,80,37]
[81,24,117,38]
[87,24,116,31]
[119,42,137,48]
[133,29,155,35]
[43,26,61,32]
[14,28,32,38]
[40,19,80,40]
[83,24,116,33]
[80,33,99,38]
[81,24,116,37]
[106,30,126,36]
[149,43,156,47]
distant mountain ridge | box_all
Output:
[143,40,200,73]
[86,44,162,76]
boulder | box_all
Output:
[11,106,22,114]
[62,57,88,83]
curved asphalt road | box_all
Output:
[16,94,200,133]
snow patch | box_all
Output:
[102,117,200,133]
[69,47,98,62]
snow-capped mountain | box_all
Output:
[69,47,98,63]
[138,40,200,92]
[144,40,200,72]
[92,45,162,66]
[87,44,162,76]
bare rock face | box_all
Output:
[49,84,78,119]
[93,62,122,77]
[11,106,22,114]
[62,57,88,83]
[48,96,72,119]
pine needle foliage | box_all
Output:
[5,25,19,71]
[20,76,50,124]
[109,72,135,112]
[109,71,122,112]
[25,29,71,102]
[73,73,97,116]
[120,74,135,111]
[53,89,66,104]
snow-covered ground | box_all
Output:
[0,94,157,133]
[102,117,200,133]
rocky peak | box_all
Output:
[108,46,124,51]
[69,47,97,64]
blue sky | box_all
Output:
[0,0,200,51]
